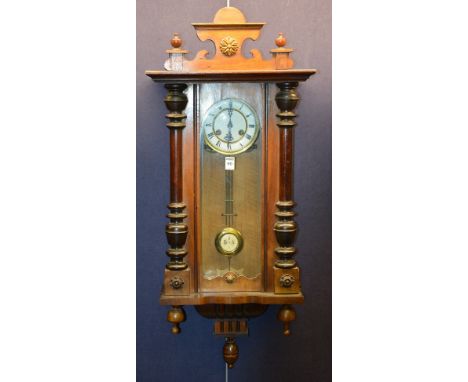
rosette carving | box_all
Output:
[220,36,239,56]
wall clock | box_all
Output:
[146,4,316,368]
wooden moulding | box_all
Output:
[159,292,304,306]
[146,70,316,83]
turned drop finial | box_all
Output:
[223,337,239,368]
[275,32,287,48]
[277,304,296,336]
[170,33,182,49]
[167,305,186,334]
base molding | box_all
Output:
[160,291,304,305]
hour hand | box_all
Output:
[224,130,234,142]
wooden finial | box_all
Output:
[275,32,287,48]
[167,305,186,334]
[277,304,296,336]
[223,337,239,368]
[165,33,188,71]
[170,33,182,49]
[271,33,293,69]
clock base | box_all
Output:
[160,291,304,305]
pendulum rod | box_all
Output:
[224,167,234,227]
[224,164,235,272]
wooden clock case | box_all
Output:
[145,6,316,368]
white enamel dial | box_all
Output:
[203,98,260,155]
[215,227,243,256]
[220,233,239,252]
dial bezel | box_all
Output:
[202,98,260,155]
[215,227,244,256]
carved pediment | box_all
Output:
[163,6,294,72]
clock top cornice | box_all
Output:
[145,6,316,81]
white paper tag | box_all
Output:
[225,157,235,170]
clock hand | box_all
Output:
[225,101,234,142]
[228,100,233,117]
[228,100,233,123]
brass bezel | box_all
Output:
[203,98,260,155]
[215,227,244,256]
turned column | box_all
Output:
[274,82,299,269]
[164,83,189,270]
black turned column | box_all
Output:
[164,83,188,270]
[274,82,299,269]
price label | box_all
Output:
[225,156,235,170]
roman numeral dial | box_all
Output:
[203,98,260,155]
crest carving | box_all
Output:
[163,6,294,71]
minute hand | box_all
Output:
[228,108,233,127]
[225,105,234,142]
